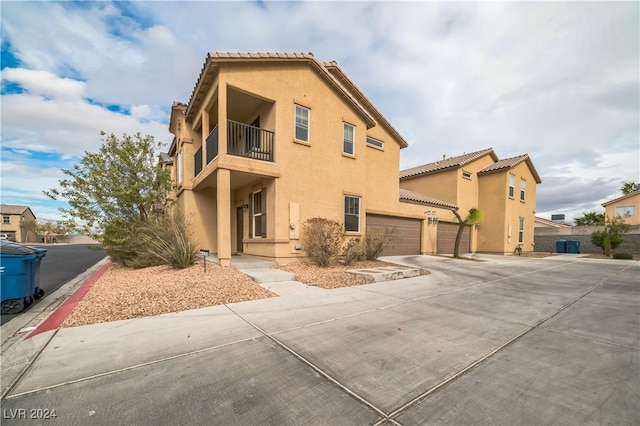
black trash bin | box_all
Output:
[555,240,567,254]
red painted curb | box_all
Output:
[27,261,112,338]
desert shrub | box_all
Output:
[612,253,633,260]
[363,227,397,260]
[138,213,200,269]
[302,217,345,266]
[102,218,155,268]
[342,237,363,266]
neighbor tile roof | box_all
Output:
[478,154,542,183]
[0,204,30,215]
[185,52,378,132]
[535,216,571,227]
[399,148,497,180]
[601,189,640,206]
[399,189,457,209]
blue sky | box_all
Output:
[1,1,638,223]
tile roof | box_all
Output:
[0,204,31,215]
[399,148,497,180]
[478,154,542,183]
[535,216,571,227]
[601,189,640,206]
[184,52,379,132]
[399,189,458,209]
[322,61,407,148]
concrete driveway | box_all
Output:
[1,254,638,425]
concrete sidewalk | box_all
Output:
[1,254,638,425]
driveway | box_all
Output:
[1,254,638,425]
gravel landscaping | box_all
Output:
[62,259,426,328]
[62,262,276,328]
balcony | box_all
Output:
[194,120,275,178]
[227,120,274,162]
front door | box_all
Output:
[236,207,244,253]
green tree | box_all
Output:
[574,211,605,226]
[621,181,637,195]
[451,207,483,258]
[45,133,173,264]
[590,215,630,256]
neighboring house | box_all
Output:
[0,204,37,243]
[167,52,453,265]
[400,148,542,254]
[602,189,640,225]
[534,216,572,228]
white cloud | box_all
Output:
[2,68,86,99]
[0,1,638,225]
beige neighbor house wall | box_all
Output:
[400,149,541,255]
[477,160,539,253]
[0,205,37,243]
[168,53,435,265]
[602,190,640,226]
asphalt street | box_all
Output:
[1,244,106,325]
[1,254,638,425]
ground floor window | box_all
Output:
[251,189,266,238]
[518,218,524,243]
[344,195,360,232]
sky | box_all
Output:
[1,1,638,224]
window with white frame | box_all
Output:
[366,136,384,149]
[615,206,636,217]
[2,215,9,224]
[518,218,524,243]
[462,171,472,180]
[177,150,183,184]
[343,123,355,155]
[508,174,515,198]
[294,105,309,143]
[251,190,264,238]
[344,195,360,232]
[520,179,526,201]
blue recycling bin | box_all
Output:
[555,240,567,253]
[565,240,581,254]
[1,241,46,314]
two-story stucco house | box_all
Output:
[0,204,36,243]
[399,148,541,254]
[602,189,640,225]
[167,52,455,265]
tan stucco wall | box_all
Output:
[604,193,640,225]
[0,210,37,242]
[170,60,431,263]
[478,162,537,253]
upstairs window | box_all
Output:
[616,206,636,217]
[343,123,355,156]
[366,136,384,149]
[177,150,183,184]
[462,171,472,180]
[2,215,9,224]
[344,195,360,232]
[508,174,515,198]
[520,179,526,201]
[294,105,309,143]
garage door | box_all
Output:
[437,222,471,254]
[365,214,421,256]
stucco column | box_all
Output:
[217,168,232,267]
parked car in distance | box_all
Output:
[0,234,10,240]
